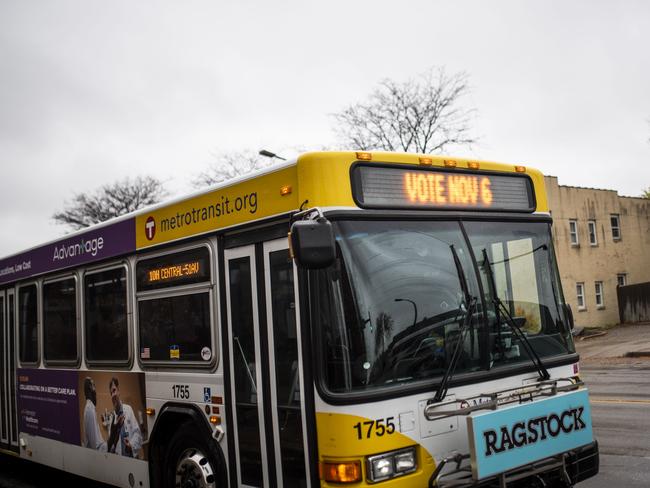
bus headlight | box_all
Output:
[394,449,417,472]
[371,457,393,480]
[367,447,417,483]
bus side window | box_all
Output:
[85,267,129,363]
[18,284,38,364]
[43,277,77,363]
[136,246,213,365]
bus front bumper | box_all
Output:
[433,440,599,487]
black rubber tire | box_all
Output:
[161,420,223,488]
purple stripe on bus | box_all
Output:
[0,218,135,285]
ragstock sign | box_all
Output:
[0,218,135,286]
[468,389,593,480]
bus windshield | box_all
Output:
[313,219,575,395]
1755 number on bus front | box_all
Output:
[353,417,396,440]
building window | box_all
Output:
[610,214,621,240]
[588,220,597,246]
[576,282,586,310]
[569,220,579,246]
[595,281,604,308]
[617,274,627,287]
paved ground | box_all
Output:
[575,323,650,488]
[574,322,650,365]
[578,364,650,487]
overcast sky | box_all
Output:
[1,0,649,257]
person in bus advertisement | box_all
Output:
[106,376,142,458]
[82,377,107,451]
[78,372,147,460]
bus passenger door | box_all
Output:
[225,246,270,488]
[0,290,6,450]
[1,289,19,453]
[225,242,309,488]
[262,240,308,488]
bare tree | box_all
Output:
[52,176,166,230]
[332,68,476,154]
[192,150,275,188]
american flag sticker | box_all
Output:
[141,347,150,359]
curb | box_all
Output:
[578,331,608,341]
[624,351,650,358]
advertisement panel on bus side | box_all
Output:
[17,368,148,460]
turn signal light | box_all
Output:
[280,185,292,196]
[145,408,156,416]
[209,415,221,425]
[356,152,372,161]
[515,165,526,173]
[320,460,362,483]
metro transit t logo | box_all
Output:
[145,216,156,241]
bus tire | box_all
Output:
[162,420,223,488]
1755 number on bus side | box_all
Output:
[172,384,190,399]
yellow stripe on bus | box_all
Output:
[135,166,298,249]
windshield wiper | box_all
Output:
[432,296,476,403]
[481,249,550,381]
[432,245,476,403]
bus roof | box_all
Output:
[0,151,547,285]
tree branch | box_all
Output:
[332,67,477,154]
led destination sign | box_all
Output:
[137,247,210,291]
[352,165,535,212]
[147,261,201,284]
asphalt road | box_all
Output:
[0,455,111,488]
[2,363,648,487]
[578,363,650,487]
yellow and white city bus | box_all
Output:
[0,151,599,488]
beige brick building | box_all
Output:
[545,176,650,328]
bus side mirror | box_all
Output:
[290,219,336,269]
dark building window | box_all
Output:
[569,220,579,246]
[588,220,597,246]
[610,214,621,240]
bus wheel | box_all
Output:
[164,421,220,488]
